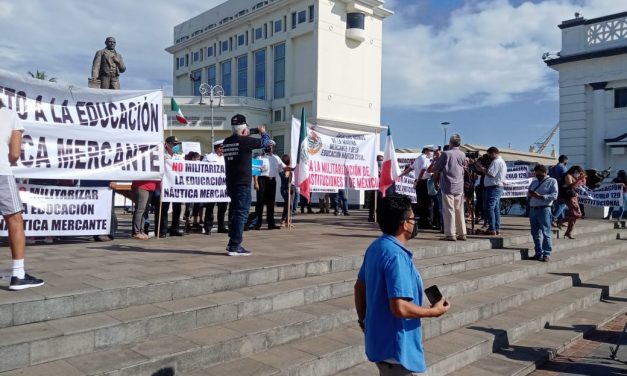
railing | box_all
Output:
[587,16,627,46]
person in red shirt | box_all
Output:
[131,180,159,240]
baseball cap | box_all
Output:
[231,114,247,126]
[165,136,181,144]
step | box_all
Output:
[1,235,624,373]
[448,289,627,376]
[334,267,627,376]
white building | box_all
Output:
[165,0,393,157]
[546,11,627,175]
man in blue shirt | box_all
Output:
[354,195,450,375]
[528,164,559,262]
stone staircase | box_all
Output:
[1,220,626,376]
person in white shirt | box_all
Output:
[0,107,44,290]
[158,136,185,237]
[253,145,286,230]
[203,140,229,234]
[400,146,435,229]
[476,146,507,235]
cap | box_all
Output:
[165,136,181,144]
[231,114,247,126]
[423,145,435,151]
[376,151,384,157]
[213,139,224,147]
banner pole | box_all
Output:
[156,181,164,238]
[287,176,292,230]
[374,190,378,223]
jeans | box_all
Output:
[529,206,552,257]
[292,186,299,214]
[552,200,567,222]
[331,189,349,214]
[280,185,289,221]
[227,184,252,250]
[485,186,504,231]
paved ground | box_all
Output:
[1,209,537,295]
[531,313,627,376]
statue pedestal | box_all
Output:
[88,78,101,89]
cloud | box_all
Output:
[0,0,226,93]
[382,0,627,111]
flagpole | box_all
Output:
[287,174,292,230]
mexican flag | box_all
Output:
[379,127,400,197]
[171,98,188,124]
[294,108,310,202]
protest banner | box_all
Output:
[290,117,378,192]
[393,153,418,203]
[0,69,163,180]
[502,165,534,198]
[182,142,202,155]
[0,184,112,236]
[577,183,624,207]
[161,159,230,203]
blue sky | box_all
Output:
[0,0,624,154]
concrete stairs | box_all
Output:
[1,221,625,375]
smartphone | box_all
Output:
[424,285,443,305]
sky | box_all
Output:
[0,0,625,153]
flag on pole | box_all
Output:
[294,108,311,202]
[379,127,400,197]
[170,98,188,124]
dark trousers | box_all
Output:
[159,202,182,235]
[415,179,433,228]
[367,190,382,220]
[255,177,277,227]
[205,202,228,231]
[227,184,252,250]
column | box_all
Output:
[590,81,607,170]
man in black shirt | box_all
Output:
[223,114,273,256]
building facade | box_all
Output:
[165,0,392,156]
[546,11,627,176]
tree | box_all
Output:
[28,70,57,82]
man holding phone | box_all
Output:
[354,195,450,375]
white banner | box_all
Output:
[162,159,230,203]
[0,69,164,180]
[0,184,112,236]
[290,118,378,192]
[394,153,418,203]
[577,183,624,207]
[503,165,534,198]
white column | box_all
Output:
[590,82,607,170]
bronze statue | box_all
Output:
[91,37,126,90]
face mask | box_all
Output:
[410,221,419,240]
[573,172,579,178]
[172,144,182,154]
[536,174,545,180]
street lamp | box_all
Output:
[200,83,224,146]
[440,122,450,148]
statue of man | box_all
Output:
[91,37,126,90]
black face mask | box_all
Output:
[410,221,419,240]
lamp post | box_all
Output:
[200,83,224,146]
[440,121,450,148]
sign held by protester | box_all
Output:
[290,117,378,192]
[394,153,419,203]
[162,159,230,203]
[0,184,112,236]
[577,183,624,207]
[502,165,534,198]
[0,69,164,180]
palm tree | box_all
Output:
[28,70,57,82]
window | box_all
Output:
[229,37,233,51]
[207,65,217,86]
[255,27,263,41]
[193,51,200,63]
[176,57,185,69]
[347,12,365,30]
[221,40,229,53]
[273,135,285,155]
[298,10,307,24]
[291,12,296,29]
[254,49,266,100]
[237,56,248,97]
[185,54,189,67]
[273,43,285,99]
[273,108,284,122]
[309,5,315,22]
[221,60,232,96]
[207,46,214,57]
[191,69,202,96]
[238,34,246,46]
[274,19,283,33]
[615,88,627,108]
